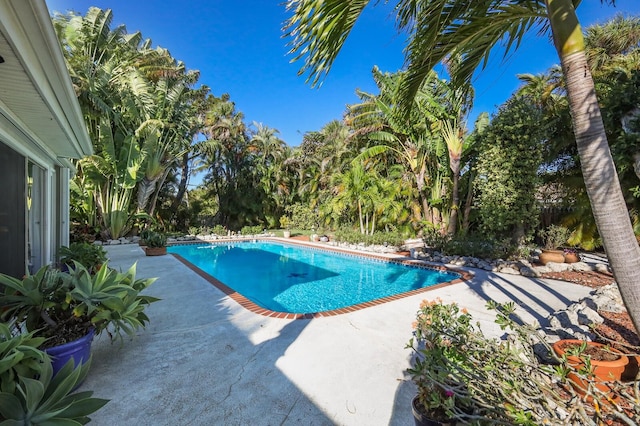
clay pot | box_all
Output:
[564,252,580,263]
[144,246,167,256]
[621,354,640,381]
[539,249,565,265]
[553,339,628,395]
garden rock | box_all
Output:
[545,262,571,272]
[500,266,520,275]
[594,263,610,273]
[519,266,539,277]
[549,310,579,329]
[570,261,593,272]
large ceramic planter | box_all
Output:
[539,249,565,265]
[145,246,167,256]
[563,252,580,263]
[553,339,628,395]
[411,396,455,426]
[44,329,95,376]
[283,230,291,238]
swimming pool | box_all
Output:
[168,241,461,315]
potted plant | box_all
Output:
[407,300,476,425]
[408,300,640,424]
[280,216,292,238]
[562,248,580,263]
[59,242,107,274]
[138,228,153,246]
[552,339,629,396]
[538,224,571,265]
[0,262,158,376]
[144,231,167,256]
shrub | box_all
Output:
[240,225,263,235]
[332,228,406,247]
[539,224,571,250]
[475,97,544,244]
[431,232,536,260]
[139,228,153,242]
[59,242,107,274]
[285,203,319,230]
[144,232,167,248]
[279,215,291,229]
[211,225,226,236]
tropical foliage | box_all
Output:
[284,0,640,338]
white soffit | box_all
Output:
[0,0,92,162]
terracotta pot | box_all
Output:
[539,249,565,265]
[411,396,456,426]
[564,252,580,263]
[145,246,167,256]
[621,354,640,381]
[553,339,628,395]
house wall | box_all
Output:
[0,0,91,277]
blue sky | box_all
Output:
[46,1,640,146]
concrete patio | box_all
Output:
[82,243,593,425]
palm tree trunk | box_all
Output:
[448,165,460,235]
[136,177,158,214]
[148,167,172,218]
[358,200,364,234]
[547,0,640,332]
[462,169,474,233]
[169,152,190,220]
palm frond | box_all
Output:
[284,0,372,86]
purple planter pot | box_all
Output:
[44,329,95,376]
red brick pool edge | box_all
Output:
[169,239,473,319]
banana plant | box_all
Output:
[80,117,142,239]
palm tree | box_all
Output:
[347,68,449,228]
[284,0,640,332]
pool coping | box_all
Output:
[169,237,473,319]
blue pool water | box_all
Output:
[168,241,459,314]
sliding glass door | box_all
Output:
[0,141,26,277]
[27,162,46,274]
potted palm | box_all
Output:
[538,224,571,265]
[144,231,167,256]
[0,262,158,376]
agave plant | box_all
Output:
[0,358,108,424]
[0,323,47,394]
[0,262,158,348]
